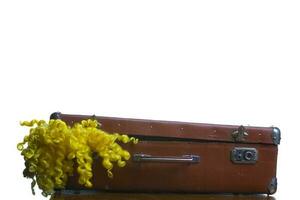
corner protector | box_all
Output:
[272,127,281,145]
[50,112,62,120]
[268,177,277,195]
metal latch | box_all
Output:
[231,147,258,164]
[232,125,248,142]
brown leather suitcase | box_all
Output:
[50,112,280,195]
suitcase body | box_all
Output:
[51,112,280,194]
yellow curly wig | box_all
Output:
[17,119,138,196]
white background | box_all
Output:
[0,1,299,199]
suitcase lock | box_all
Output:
[231,147,258,164]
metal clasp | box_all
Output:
[232,125,248,142]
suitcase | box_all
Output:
[50,112,280,195]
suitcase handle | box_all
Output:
[132,153,200,163]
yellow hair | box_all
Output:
[17,119,138,197]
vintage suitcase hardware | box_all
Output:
[50,112,280,195]
[231,147,258,164]
[231,126,248,142]
[132,154,200,163]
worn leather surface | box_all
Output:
[51,113,278,194]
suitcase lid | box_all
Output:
[51,112,281,145]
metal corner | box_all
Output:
[272,127,281,145]
[268,177,277,195]
[50,112,62,120]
